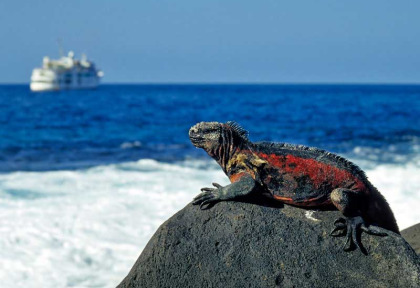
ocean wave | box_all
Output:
[364,162,420,230]
[119,141,142,149]
[0,158,418,287]
[0,159,227,288]
[349,144,420,167]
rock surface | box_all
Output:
[118,199,420,288]
[402,223,420,255]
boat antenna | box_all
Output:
[57,38,64,57]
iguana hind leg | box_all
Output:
[193,174,256,209]
[330,188,387,255]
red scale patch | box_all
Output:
[257,153,365,191]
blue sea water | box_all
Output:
[1,84,419,171]
[0,84,419,287]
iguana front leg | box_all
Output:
[330,188,388,255]
[192,174,257,209]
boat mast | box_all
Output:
[57,38,64,58]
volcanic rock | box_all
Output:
[118,200,420,288]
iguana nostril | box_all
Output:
[189,127,198,135]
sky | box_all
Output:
[0,1,419,84]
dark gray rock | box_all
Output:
[118,200,420,288]
[402,223,420,255]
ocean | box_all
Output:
[0,84,419,287]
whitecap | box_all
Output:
[119,141,142,149]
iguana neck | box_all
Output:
[207,129,246,174]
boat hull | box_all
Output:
[30,82,59,92]
[30,52,103,92]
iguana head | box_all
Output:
[189,121,249,156]
[189,122,223,150]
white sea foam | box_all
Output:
[0,158,418,287]
[364,162,420,230]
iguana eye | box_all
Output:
[203,127,220,134]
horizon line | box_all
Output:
[1,82,420,86]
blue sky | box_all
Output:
[1,1,419,83]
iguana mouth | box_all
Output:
[189,135,205,148]
[189,126,204,147]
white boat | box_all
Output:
[30,51,104,92]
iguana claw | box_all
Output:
[192,183,222,209]
[330,216,388,255]
[330,218,346,237]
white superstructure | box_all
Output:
[30,51,103,92]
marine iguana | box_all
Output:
[189,121,399,254]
